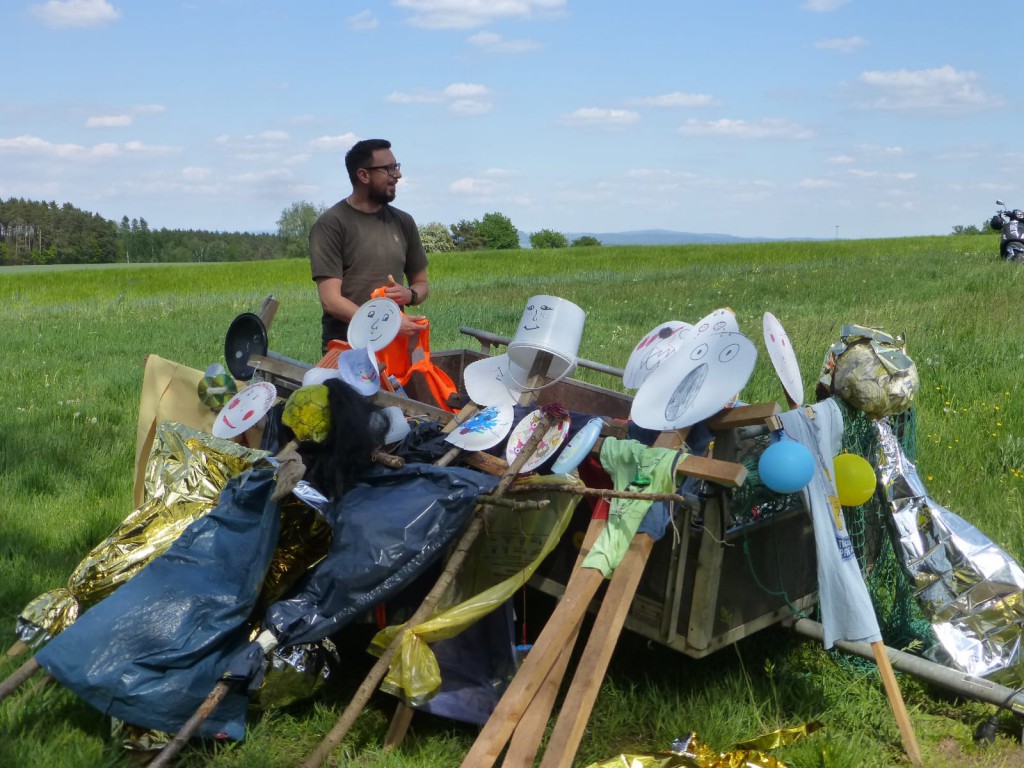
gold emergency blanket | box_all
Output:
[875,418,1024,683]
[17,422,270,645]
[583,724,822,768]
[370,474,583,705]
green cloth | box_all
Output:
[581,437,683,577]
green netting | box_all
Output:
[731,401,936,654]
[834,399,937,653]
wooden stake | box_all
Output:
[458,566,604,768]
[298,413,555,768]
[146,681,233,768]
[501,514,607,768]
[871,640,922,765]
[537,534,655,768]
[0,657,41,704]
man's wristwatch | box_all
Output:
[408,288,419,306]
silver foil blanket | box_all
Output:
[874,419,1024,682]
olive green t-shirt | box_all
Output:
[309,200,428,346]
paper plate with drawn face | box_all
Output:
[212,381,277,439]
[463,354,527,407]
[348,297,402,352]
[622,321,694,391]
[691,307,739,340]
[630,332,757,431]
[444,404,515,451]
[762,311,804,406]
[336,346,381,396]
[505,409,571,474]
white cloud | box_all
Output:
[0,134,178,161]
[181,167,212,182]
[797,178,841,189]
[678,118,815,140]
[449,99,492,116]
[814,36,866,53]
[134,104,166,116]
[559,108,640,129]
[123,140,177,154]
[230,168,294,184]
[395,0,565,29]
[387,83,492,116]
[627,91,719,108]
[847,169,917,181]
[309,132,359,152]
[347,10,378,30]
[827,155,855,165]
[854,65,1002,113]
[258,130,290,141]
[27,0,120,28]
[450,177,496,195]
[443,83,489,98]
[86,114,132,128]
[802,0,849,12]
[467,31,540,54]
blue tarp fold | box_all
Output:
[36,468,281,740]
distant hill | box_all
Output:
[516,228,780,248]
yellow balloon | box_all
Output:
[833,453,876,506]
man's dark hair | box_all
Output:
[345,139,392,186]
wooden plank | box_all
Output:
[537,534,655,768]
[461,452,508,476]
[590,438,746,488]
[652,427,689,450]
[458,566,605,768]
[705,402,781,430]
[248,353,308,386]
[257,295,279,331]
[502,516,607,768]
[685,425,738,651]
[372,389,454,425]
[872,641,923,765]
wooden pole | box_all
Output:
[501,514,607,768]
[537,534,655,768]
[0,657,41,704]
[298,413,555,768]
[146,681,233,768]
[871,640,922,765]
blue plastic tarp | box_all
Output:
[265,462,498,647]
[36,468,280,741]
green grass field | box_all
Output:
[2,235,1024,767]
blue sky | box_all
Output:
[2,0,1017,239]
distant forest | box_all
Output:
[0,197,284,266]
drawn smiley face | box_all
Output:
[349,298,402,351]
[520,301,555,332]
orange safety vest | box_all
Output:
[316,288,459,412]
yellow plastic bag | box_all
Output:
[370,474,583,704]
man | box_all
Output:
[309,139,429,352]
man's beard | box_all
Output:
[370,186,396,205]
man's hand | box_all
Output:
[384,274,412,306]
[399,314,428,337]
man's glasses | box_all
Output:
[364,162,401,177]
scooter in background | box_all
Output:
[989,200,1024,262]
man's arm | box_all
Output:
[315,276,361,323]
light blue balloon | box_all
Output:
[758,439,815,494]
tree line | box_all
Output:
[1,197,600,268]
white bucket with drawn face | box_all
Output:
[506,295,585,389]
